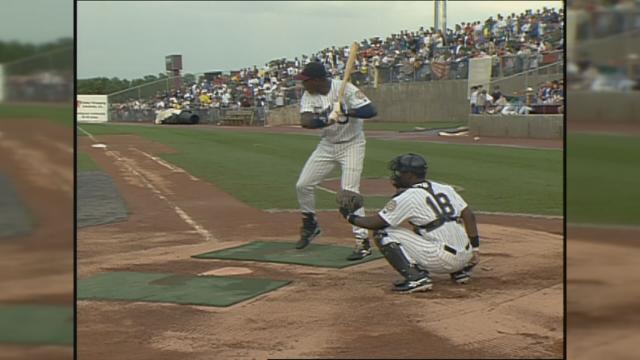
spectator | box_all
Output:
[491,85,502,101]
[470,86,479,114]
[476,88,487,113]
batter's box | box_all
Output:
[192,241,383,268]
[78,271,290,307]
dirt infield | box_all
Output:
[77,131,563,359]
[567,225,640,360]
[568,121,640,135]
[0,120,73,358]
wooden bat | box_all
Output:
[337,41,360,105]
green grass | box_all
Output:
[0,103,72,126]
[568,133,640,226]
[78,124,562,215]
[0,305,73,345]
[77,152,100,171]
[364,121,465,132]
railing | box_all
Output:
[350,50,563,86]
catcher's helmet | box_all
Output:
[389,153,428,177]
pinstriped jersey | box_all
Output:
[300,79,371,143]
[378,181,469,249]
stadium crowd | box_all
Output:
[112,6,564,116]
[568,0,640,91]
[469,80,564,115]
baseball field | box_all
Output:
[0,103,74,360]
[566,127,640,360]
[76,121,563,359]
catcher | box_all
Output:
[337,153,480,293]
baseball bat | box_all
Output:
[337,41,360,104]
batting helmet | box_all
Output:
[389,153,428,177]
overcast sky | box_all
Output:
[78,1,562,79]
[0,0,72,44]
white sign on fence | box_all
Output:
[468,56,493,98]
[77,94,109,123]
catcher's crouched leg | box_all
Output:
[374,230,432,293]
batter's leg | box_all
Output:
[295,142,337,249]
[336,136,369,241]
[296,141,337,214]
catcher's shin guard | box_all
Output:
[377,241,428,282]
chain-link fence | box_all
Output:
[109,107,269,126]
[106,72,299,124]
[1,46,73,102]
[107,75,182,105]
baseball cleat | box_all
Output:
[393,276,433,293]
[296,218,321,249]
[450,270,471,284]
[346,239,372,260]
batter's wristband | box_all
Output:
[469,235,480,249]
[347,214,360,225]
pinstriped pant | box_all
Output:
[377,226,473,274]
[296,134,369,241]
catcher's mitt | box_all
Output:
[336,190,364,218]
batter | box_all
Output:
[294,61,378,261]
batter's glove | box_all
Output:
[329,102,349,124]
[336,190,364,219]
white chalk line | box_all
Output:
[80,126,214,241]
[77,126,97,142]
[316,186,337,195]
[105,150,214,242]
[130,147,199,181]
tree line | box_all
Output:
[0,38,72,63]
[77,73,197,95]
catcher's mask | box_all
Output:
[389,153,427,187]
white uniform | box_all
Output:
[296,79,372,241]
[377,181,473,274]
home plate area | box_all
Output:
[78,241,383,308]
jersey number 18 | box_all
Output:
[426,193,455,219]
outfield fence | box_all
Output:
[0,46,73,103]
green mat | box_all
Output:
[77,272,290,307]
[192,241,384,268]
[0,305,73,345]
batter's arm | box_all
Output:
[300,111,335,129]
[300,112,316,129]
[346,103,377,119]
